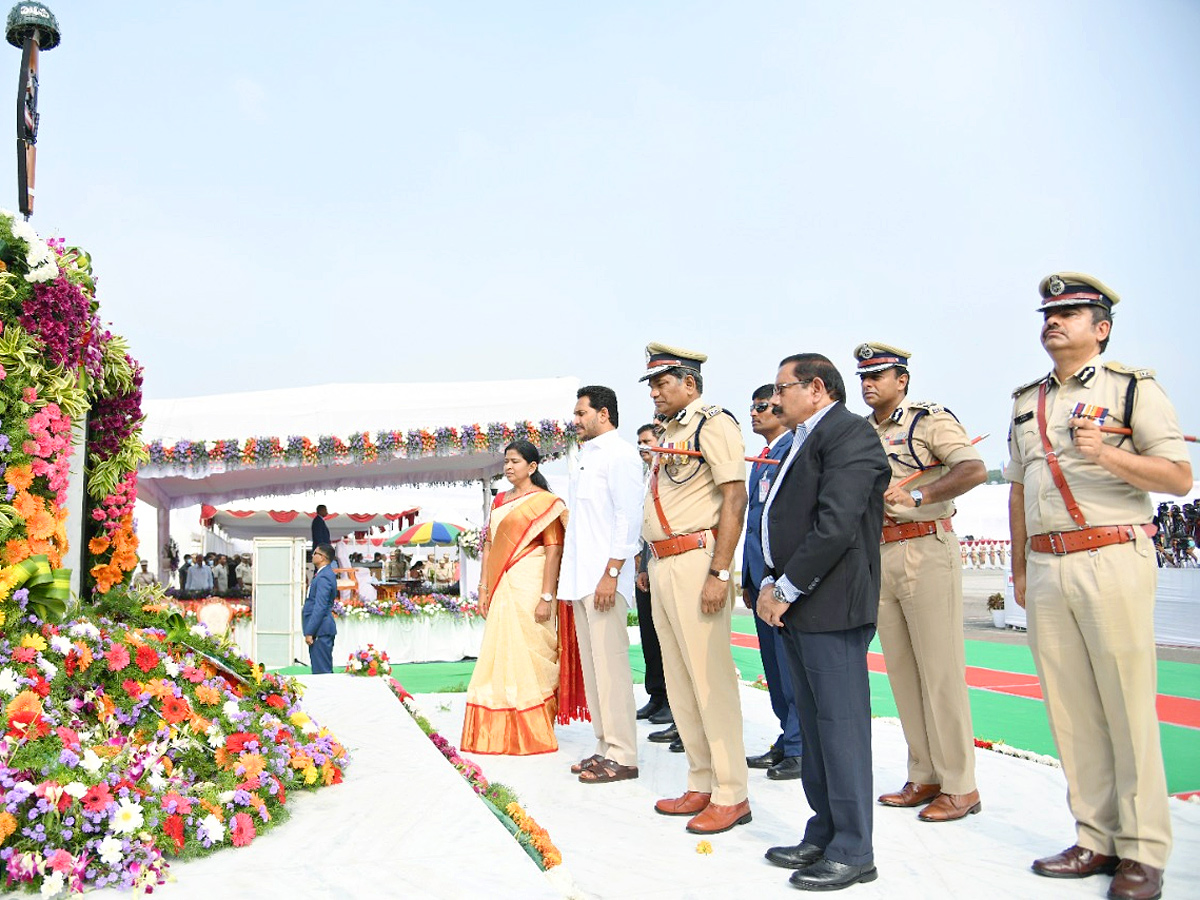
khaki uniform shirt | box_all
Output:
[642,398,746,541]
[1004,356,1189,534]
[871,401,982,524]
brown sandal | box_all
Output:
[570,754,603,775]
[578,758,639,784]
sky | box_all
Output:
[26,0,1200,477]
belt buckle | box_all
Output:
[695,531,707,550]
[649,541,662,560]
[1047,532,1068,556]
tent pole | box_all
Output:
[480,478,489,522]
[158,504,173,589]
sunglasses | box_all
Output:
[751,402,771,413]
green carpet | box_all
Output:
[277,622,1200,794]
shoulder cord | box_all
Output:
[1036,381,1088,528]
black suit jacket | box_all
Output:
[766,402,890,633]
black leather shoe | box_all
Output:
[766,842,824,870]
[648,724,678,743]
[668,737,684,753]
[767,756,802,781]
[637,697,665,720]
[747,745,784,769]
[648,705,674,725]
[788,858,878,891]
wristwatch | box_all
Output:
[607,566,621,578]
[540,592,554,603]
[911,489,924,508]
[709,568,730,582]
[772,584,790,603]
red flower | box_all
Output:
[134,644,159,673]
[160,792,193,814]
[12,646,36,664]
[230,812,255,847]
[163,814,185,853]
[225,732,258,754]
[264,693,286,709]
[105,643,130,671]
[161,695,192,724]
[30,677,51,698]
[82,783,113,813]
[56,726,81,750]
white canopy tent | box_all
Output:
[199,506,421,541]
[137,377,579,576]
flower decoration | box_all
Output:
[343,644,391,677]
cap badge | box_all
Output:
[856,344,875,360]
[1047,275,1065,296]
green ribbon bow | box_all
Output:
[12,554,72,622]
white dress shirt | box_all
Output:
[559,428,645,605]
[761,400,840,600]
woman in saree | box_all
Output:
[461,440,568,755]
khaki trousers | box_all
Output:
[572,593,638,767]
[649,547,748,805]
[878,528,976,793]
[1027,532,1171,868]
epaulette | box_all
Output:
[908,401,944,415]
[700,404,724,419]
[1011,374,1048,399]
[1103,361,1156,380]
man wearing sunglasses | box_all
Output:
[742,384,802,781]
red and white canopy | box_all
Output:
[200,506,419,540]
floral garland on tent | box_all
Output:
[143,419,574,475]
[0,212,147,600]
[0,587,349,894]
[332,593,480,621]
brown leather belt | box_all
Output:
[649,529,716,560]
[1030,523,1156,556]
[881,518,954,544]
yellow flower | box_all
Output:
[303,765,318,785]
[696,840,713,855]
[0,609,6,627]
[20,633,47,652]
[289,711,310,728]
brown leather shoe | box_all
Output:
[1032,845,1119,878]
[878,782,940,808]
[918,790,981,822]
[1107,860,1163,900]
[654,791,711,817]
[685,799,752,834]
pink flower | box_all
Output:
[230,812,256,847]
[46,849,75,874]
[22,386,37,403]
[105,643,131,671]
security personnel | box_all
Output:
[855,343,987,823]
[639,342,751,835]
[1008,273,1192,900]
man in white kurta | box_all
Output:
[560,386,646,779]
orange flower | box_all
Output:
[13,491,41,520]
[27,509,56,541]
[144,679,173,700]
[238,752,266,779]
[3,539,31,565]
[197,798,223,819]
[188,713,211,735]
[194,684,221,706]
[88,535,111,554]
[112,549,139,571]
[74,643,93,672]
[161,695,192,725]
[4,464,33,492]
[0,811,17,845]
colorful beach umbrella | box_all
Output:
[384,521,465,547]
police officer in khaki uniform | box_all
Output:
[639,343,752,835]
[855,343,987,822]
[1008,273,1192,900]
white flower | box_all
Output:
[49,636,72,655]
[222,700,241,718]
[97,835,123,866]
[350,659,361,671]
[146,768,167,792]
[69,622,100,640]
[37,658,58,680]
[163,659,180,678]
[207,729,224,749]
[199,813,225,844]
[39,871,65,897]
[217,790,235,804]
[80,749,104,775]
[9,218,36,241]
[0,668,20,696]
[189,624,210,639]
[110,798,144,834]
[63,781,88,799]
[24,261,59,283]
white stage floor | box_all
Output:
[99,676,1200,899]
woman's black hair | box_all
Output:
[505,439,550,491]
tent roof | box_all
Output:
[200,506,420,541]
[137,377,579,509]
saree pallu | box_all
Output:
[461,491,567,755]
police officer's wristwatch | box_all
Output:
[607,566,621,578]
[910,489,924,508]
[709,568,730,581]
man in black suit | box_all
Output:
[756,353,890,892]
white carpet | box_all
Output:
[415,684,1200,900]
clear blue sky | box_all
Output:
[28,0,1200,469]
